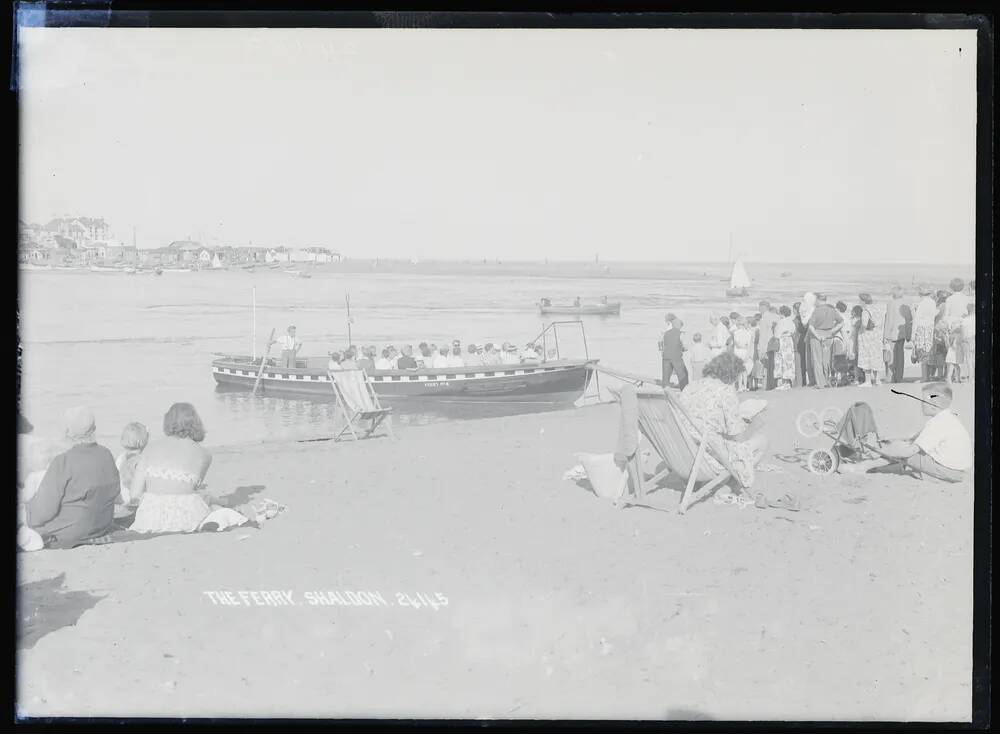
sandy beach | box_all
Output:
[17,381,974,721]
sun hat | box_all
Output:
[918,284,934,296]
[64,406,96,442]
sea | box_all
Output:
[18,261,969,448]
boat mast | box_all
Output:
[251,287,257,360]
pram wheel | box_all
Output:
[796,409,822,438]
[807,447,840,475]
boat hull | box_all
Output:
[538,303,621,316]
[725,288,749,298]
[212,357,595,404]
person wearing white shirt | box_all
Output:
[374,348,394,371]
[270,326,302,368]
[853,383,972,483]
[465,344,483,367]
[446,343,465,368]
[482,343,502,366]
[500,342,520,365]
[327,351,343,372]
[431,347,450,370]
[943,277,970,324]
[519,343,540,363]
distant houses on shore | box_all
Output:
[18,217,342,268]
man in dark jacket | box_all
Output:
[660,313,689,390]
[26,406,120,549]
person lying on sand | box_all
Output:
[841,383,972,483]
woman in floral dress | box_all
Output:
[773,305,796,390]
[856,293,886,386]
[679,352,769,489]
[911,285,938,381]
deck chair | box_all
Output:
[634,386,747,514]
[328,370,393,441]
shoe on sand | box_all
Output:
[768,493,801,512]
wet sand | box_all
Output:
[17,382,974,720]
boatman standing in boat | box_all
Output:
[270,326,302,369]
[660,313,689,390]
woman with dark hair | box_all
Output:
[679,352,769,488]
[128,403,217,533]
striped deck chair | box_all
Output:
[328,370,393,441]
[634,386,747,514]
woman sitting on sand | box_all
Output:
[128,403,218,533]
[679,352,769,489]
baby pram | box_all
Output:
[796,401,885,475]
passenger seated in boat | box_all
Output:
[356,346,374,373]
[397,344,418,369]
[416,342,431,367]
[328,351,343,371]
[375,348,394,370]
[482,343,503,366]
[432,346,450,369]
[540,297,551,307]
[465,343,483,366]
[115,421,149,506]
[574,297,581,307]
[447,341,465,368]
[501,342,520,365]
[340,347,358,370]
[24,407,121,548]
[601,296,608,304]
[520,343,540,363]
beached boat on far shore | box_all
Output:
[538,300,621,316]
[212,356,596,404]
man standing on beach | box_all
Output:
[806,294,843,389]
[757,301,779,390]
[271,325,301,369]
[660,313,688,390]
[883,285,912,383]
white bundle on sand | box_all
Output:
[562,464,587,482]
[574,453,628,501]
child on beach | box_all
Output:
[115,421,149,506]
[687,333,712,381]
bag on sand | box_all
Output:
[575,453,628,501]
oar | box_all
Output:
[252,328,276,394]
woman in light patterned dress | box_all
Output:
[911,285,938,381]
[772,305,796,390]
[679,352,769,489]
[129,403,219,533]
[856,293,886,386]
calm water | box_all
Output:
[19,262,965,447]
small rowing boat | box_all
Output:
[538,300,621,316]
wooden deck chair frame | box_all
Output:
[328,370,393,441]
[633,387,748,514]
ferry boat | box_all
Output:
[212,356,595,404]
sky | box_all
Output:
[18,27,977,263]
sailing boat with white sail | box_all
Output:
[726,257,751,298]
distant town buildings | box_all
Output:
[18,217,343,268]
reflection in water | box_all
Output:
[214,383,574,436]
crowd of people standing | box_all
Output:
[660,278,975,392]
